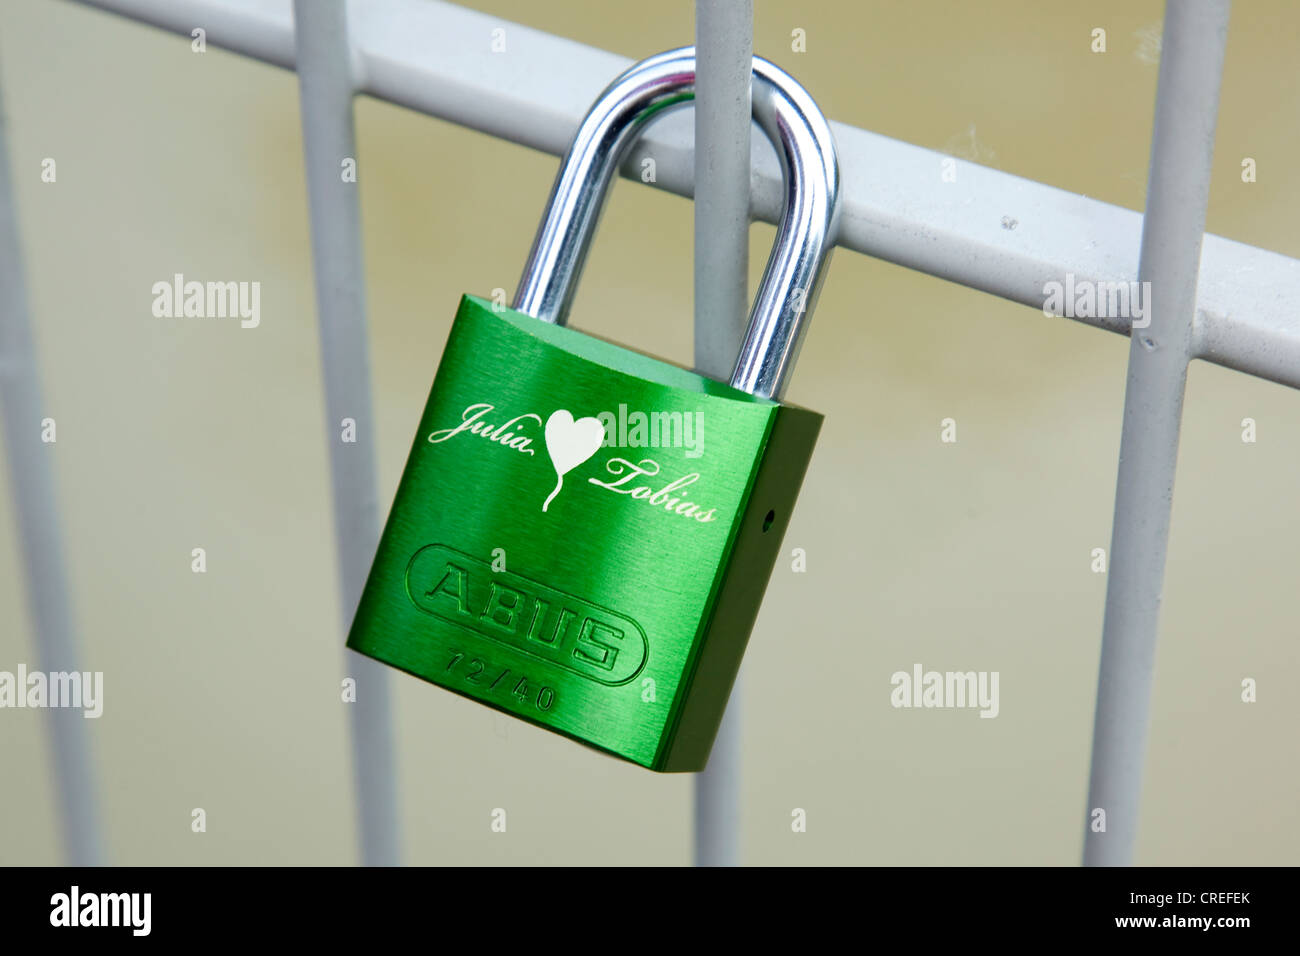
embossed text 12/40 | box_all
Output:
[445,651,556,711]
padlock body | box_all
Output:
[347,296,820,771]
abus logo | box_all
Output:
[406,545,648,685]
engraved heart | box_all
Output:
[542,409,605,511]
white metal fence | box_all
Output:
[3,0,1288,866]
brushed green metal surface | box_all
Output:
[347,295,821,771]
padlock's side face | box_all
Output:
[655,399,822,771]
[347,296,817,769]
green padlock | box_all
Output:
[347,47,840,771]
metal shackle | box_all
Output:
[512,46,840,401]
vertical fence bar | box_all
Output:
[1084,0,1230,867]
[693,0,752,869]
[0,69,103,866]
[293,0,399,866]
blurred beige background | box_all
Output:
[1,0,1296,865]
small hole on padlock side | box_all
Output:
[762,510,775,532]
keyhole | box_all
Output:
[762,510,775,532]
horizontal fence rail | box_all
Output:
[69,0,1300,390]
